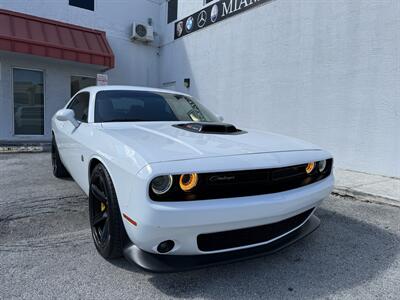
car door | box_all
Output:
[58,92,92,190]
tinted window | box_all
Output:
[69,0,94,11]
[13,68,44,135]
[68,92,90,122]
[94,90,218,123]
[167,0,178,23]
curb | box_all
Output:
[333,187,400,208]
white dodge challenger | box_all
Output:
[52,86,334,271]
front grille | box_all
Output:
[197,208,314,252]
[150,159,333,201]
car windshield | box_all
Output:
[94,90,218,123]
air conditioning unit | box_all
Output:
[131,22,154,42]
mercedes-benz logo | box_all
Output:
[197,10,207,28]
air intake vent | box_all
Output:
[173,123,245,135]
[197,208,315,251]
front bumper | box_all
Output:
[123,214,320,272]
[122,173,333,255]
[118,151,333,259]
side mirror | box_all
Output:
[56,109,80,128]
[217,115,224,122]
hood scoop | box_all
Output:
[173,122,246,135]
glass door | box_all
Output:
[13,68,44,135]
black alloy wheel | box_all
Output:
[89,163,127,258]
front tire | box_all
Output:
[89,163,127,259]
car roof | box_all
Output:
[79,85,192,98]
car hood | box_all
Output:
[100,122,321,164]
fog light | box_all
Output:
[179,173,198,192]
[306,162,315,174]
[157,240,175,253]
[151,175,173,195]
[318,160,327,172]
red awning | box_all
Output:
[0,9,114,69]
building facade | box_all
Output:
[0,0,399,177]
[0,0,160,143]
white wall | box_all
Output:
[159,0,400,177]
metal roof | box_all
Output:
[0,9,114,69]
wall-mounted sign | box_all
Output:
[96,73,108,86]
[174,0,272,40]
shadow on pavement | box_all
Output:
[143,207,399,299]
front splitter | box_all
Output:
[123,214,320,273]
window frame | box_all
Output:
[67,91,90,123]
[12,67,46,137]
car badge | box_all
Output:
[211,4,219,23]
[197,10,207,28]
[209,175,236,183]
[186,16,194,32]
[176,21,184,37]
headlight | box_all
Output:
[179,173,198,192]
[305,162,315,174]
[151,175,173,195]
[318,160,327,172]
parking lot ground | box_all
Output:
[1,153,399,299]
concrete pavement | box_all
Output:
[0,153,399,299]
[334,168,400,207]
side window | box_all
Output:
[68,92,90,123]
